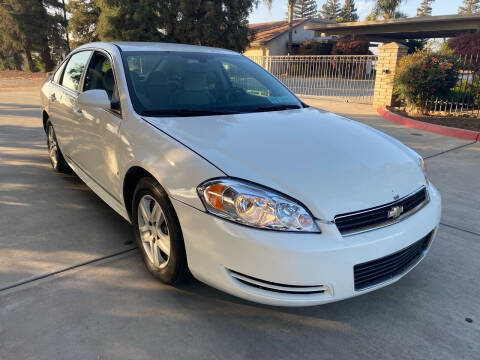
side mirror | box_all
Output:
[77,89,111,110]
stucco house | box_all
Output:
[244,18,334,57]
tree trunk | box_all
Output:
[40,38,54,72]
[61,0,70,52]
[287,3,294,55]
[24,44,35,72]
[13,52,24,70]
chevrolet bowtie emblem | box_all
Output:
[387,205,404,219]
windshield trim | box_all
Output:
[139,104,303,117]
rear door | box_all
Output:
[45,59,67,134]
[74,50,123,195]
[50,50,93,157]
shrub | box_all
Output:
[449,33,480,56]
[331,40,370,55]
[295,41,333,55]
[451,80,480,106]
[394,51,461,114]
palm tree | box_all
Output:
[263,0,297,54]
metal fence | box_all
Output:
[425,54,480,116]
[247,55,378,104]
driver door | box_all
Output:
[74,50,123,196]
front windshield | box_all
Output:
[122,51,303,116]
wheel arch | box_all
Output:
[123,165,166,220]
[42,110,49,132]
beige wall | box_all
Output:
[267,21,323,55]
[373,42,409,107]
[243,47,269,57]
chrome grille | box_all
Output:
[354,233,431,291]
[335,187,428,236]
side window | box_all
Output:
[53,61,67,83]
[61,51,92,92]
[84,52,116,100]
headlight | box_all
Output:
[418,156,429,184]
[197,178,320,233]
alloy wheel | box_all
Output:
[137,194,170,268]
[47,125,59,169]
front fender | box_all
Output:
[118,118,225,212]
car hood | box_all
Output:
[145,107,426,220]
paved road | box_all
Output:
[280,78,375,103]
[0,90,479,359]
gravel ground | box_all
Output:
[0,71,47,92]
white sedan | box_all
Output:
[40,42,441,306]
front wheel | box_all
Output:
[132,177,189,284]
[46,120,69,173]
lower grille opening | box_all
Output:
[354,233,432,291]
[228,270,328,295]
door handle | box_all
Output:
[49,93,56,102]
[74,108,83,115]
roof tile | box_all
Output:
[249,19,309,46]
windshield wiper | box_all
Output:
[243,104,302,113]
[139,109,236,117]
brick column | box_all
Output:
[373,42,408,108]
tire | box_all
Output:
[46,120,69,173]
[132,177,189,284]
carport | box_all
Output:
[305,14,480,42]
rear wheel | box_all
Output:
[46,121,69,173]
[132,177,189,284]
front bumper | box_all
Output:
[172,185,442,306]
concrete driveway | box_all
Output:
[0,88,478,359]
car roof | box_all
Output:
[76,41,239,55]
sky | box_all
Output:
[248,0,464,23]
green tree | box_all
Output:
[0,0,60,71]
[47,13,70,62]
[320,0,341,21]
[367,0,405,20]
[161,0,256,52]
[458,0,480,13]
[67,0,100,48]
[0,9,22,70]
[0,36,23,70]
[67,0,257,52]
[96,0,164,42]
[339,0,359,22]
[293,0,318,19]
[417,0,434,16]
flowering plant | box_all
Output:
[394,51,461,114]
